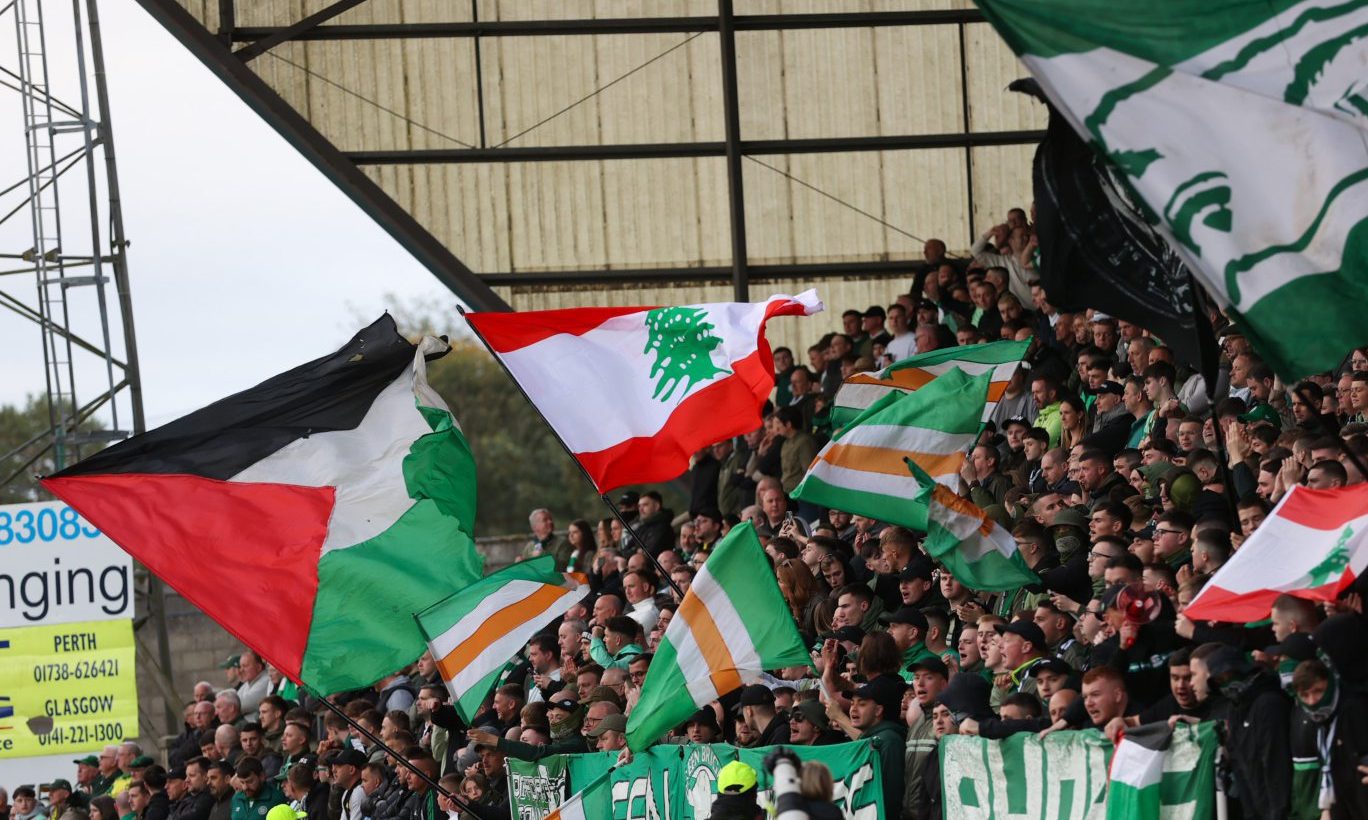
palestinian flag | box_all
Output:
[41,316,484,693]
[909,459,1038,592]
[1183,483,1368,622]
[464,291,822,492]
[625,522,809,751]
[1107,722,1174,818]
[792,366,990,532]
[416,556,587,724]
[830,338,1029,430]
[1107,721,1217,818]
[974,0,1368,379]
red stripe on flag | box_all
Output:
[465,306,652,353]
[42,474,330,681]
[573,296,810,490]
[576,346,772,491]
[1182,577,1350,623]
[1274,484,1368,529]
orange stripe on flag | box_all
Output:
[678,592,743,695]
[821,443,964,478]
[932,485,995,536]
[986,381,1008,402]
[436,585,569,681]
[846,369,937,390]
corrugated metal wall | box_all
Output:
[174,1,1043,353]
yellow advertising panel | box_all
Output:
[0,618,137,757]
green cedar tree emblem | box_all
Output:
[1305,524,1352,588]
[642,306,730,401]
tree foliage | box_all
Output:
[388,303,688,536]
[0,395,73,504]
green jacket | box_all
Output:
[1035,402,1062,448]
[230,783,285,820]
[898,642,940,681]
[588,637,643,670]
[862,720,908,815]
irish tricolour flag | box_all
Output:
[909,459,1038,592]
[1183,484,1368,622]
[975,0,1368,378]
[43,316,484,693]
[792,366,990,532]
[625,522,809,751]
[830,338,1029,429]
[416,556,586,724]
[465,291,822,491]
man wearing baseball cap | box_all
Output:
[994,621,1049,709]
[73,755,100,795]
[787,699,839,747]
[880,607,938,680]
[845,675,908,815]
[735,684,790,746]
[325,748,367,820]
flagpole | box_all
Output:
[305,686,478,814]
[456,307,686,600]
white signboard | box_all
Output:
[0,501,133,628]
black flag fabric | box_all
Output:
[1012,79,1219,396]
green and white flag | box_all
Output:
[830,338,1029,430]
[624,522,810,751]
[974,0,1368,379]
[793,367,991,532]
[544,769,612,820]
[1107,722,1176,818]
[909,459,1039,592]
[416,556,587,724]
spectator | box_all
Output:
[522,508,571,570]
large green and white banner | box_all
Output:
[973,0,1368,379]
[508,740,884,819]
[939,723,1217,819]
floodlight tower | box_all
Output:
[4,0,142,478]
[3,0,177,738]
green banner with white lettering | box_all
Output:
[939,723,1216,818]
[507,740,883,819]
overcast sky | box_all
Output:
[0,0,461,430]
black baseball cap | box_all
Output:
[685,708,720,731]
[898,556,934,582]
[879,606,929,631]
[1030,657,1073,677]
[993,620,1047,648]
[1093,381,1124,396]
[1002,416,1032,431]
[936,673,992,719]
[617,491,640,506]
[908,657,950,678]
[1263,632,1317,662]
[327,748,367,768]
[851,674,908,715]
[864,305,886,319]
[736,684,775,708]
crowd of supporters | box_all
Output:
[6,209,1368,820]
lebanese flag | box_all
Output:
[464,290,823,492]
[1183,484,1368,622]
[41,316,484,694]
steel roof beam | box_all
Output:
[230,9,987,42]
